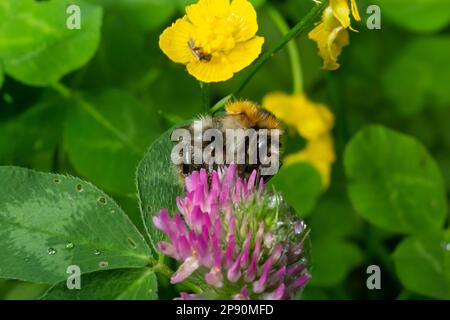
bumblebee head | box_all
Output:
[225,101,281,130]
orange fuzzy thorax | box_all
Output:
[225,101,281,130]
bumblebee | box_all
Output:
[172,101,282,182]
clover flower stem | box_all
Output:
[266,5,304,94]
[200,82,211,112]
[234,0,328,97]
[152,262,203,294]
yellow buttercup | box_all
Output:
[309,0,361,70]
[159,0,264,83]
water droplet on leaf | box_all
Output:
[76,184,83,192]
[66,242,74,249]
[94,250,101,256]
[128,238,137,249]
[99,261,109,268]
[97,197,107,205]
[48,248,57,255]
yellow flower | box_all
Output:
[159,0,264,83]
[308,0,360,70]
[262,92,335,188]
[263,92,334,140]
[285,134,336,188]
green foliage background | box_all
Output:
[0,0,449,300]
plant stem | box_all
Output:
[266,5,304,94]
[209,94,233,115]
[326,72,349,155]
[51,82,71,98]
[234,0,328,97]
[200,82,211,112]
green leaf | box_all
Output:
[372,0,450,33]
[301,286,329,300]
[0,0,102,86]
[344,125,447,234]
[137,125,184,246]
[249,0,266,8]
[0,67,3,88]
[393,232,450,299]
[0,166,152,284]
[88,0,175,31]
[0,95,65,166]
[64,90,160,195]
[0,280,48,300]
[42,268,158,300]
[382,37,450,115]
[76,12,161,91]
[308,193,363,240]
[147,64,203,120]
[268,163,322,218]
[309,238,363,287]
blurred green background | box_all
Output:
[0,0,449,300]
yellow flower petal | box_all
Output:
[263,92,334,140]
[263,92,295,124]
[350,0,361,22]
[294,103,335,140]
[263,91,336,188]
[186,0,230,27]
[187,56,234,83]
[285,134,336,188]
[330,0,351,28]
[159,18,195,64]
[309,8,349,70]
[327,26,349,66]
[309,1,360,70]
[226,36,264,72]
[230,0,259,42]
